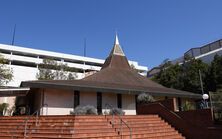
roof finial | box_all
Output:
[109,32,125,56]
[115,31,119,45]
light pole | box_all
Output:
[199,70,204,94]
[199,70,209,108]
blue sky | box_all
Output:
[0,0,222,69]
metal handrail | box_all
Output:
[11,104,48,139]
[105,103,132,139]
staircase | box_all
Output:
[106,115,185,139]
[0,115,185,139]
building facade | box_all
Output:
[172,39,222,64]
[148,39,222,78]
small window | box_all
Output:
[97,92,102,115]
[74,91,80,108]
[117,94,122,108]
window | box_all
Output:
[74,91,80,108]
[97,92,102,115]
[117,94,122,108]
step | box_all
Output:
[128,135,185,139]
[117,125,173,131]
[121,131,183,138]
[4,127,114,133]
[107,118,162,123]
[119,128,176,134]
[106,116,160,120]
[110,120,164,125]
[30,135,120,139]
[37,121,108,125]
[120,128,179,135]
[27,132,118,138]
[0,133,120,139]
[3,127,176,135]
[113,122,169,128]
[0,115,106,120]
[0,115,159,120]
[28,124,112,129]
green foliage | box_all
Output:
[153,57,209,94]
[209,91,222,121]
[0,55,13,85]
[37,59,78,80]
[182,58,208,93]
[71,105,98,115]
[0,103,9,116]
[182,100,195,111]
[206,55,222,92]
[67,72,78,80]
[153,55,222,94]
[137,93,155,104]
[109,108,125,115]
[37,59,55,80]
[153,63,183,89]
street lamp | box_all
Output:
[202,94,209,108]
[202,94,209,100]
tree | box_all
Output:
[182,58,209,93]
[0,55,13,85]
[37,59,56,80]
[152,62,183,89]
[67,72,78,80]
[206,55,222,92]
[37,59,78,80]
[53,63,68,80]
[153,57,209,94]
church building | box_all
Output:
[17,35,201,115]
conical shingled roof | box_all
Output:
[81,35,200,98]
[83,34,164,88]
[101,34,129,69]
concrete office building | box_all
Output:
[171,39,222,64]
[148,39,222,78]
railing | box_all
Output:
[104,103,132,139]
[11,104,48,139]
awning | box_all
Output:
[0,87,30,97]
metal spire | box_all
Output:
[115,33,119,45]
[110,33,125,56]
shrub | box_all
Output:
[109,108,125,115]
[182,100,195,111]
[137,93,155,104]
[85,105,97,115]
[0,103,9,116]
[71,105,97,115]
